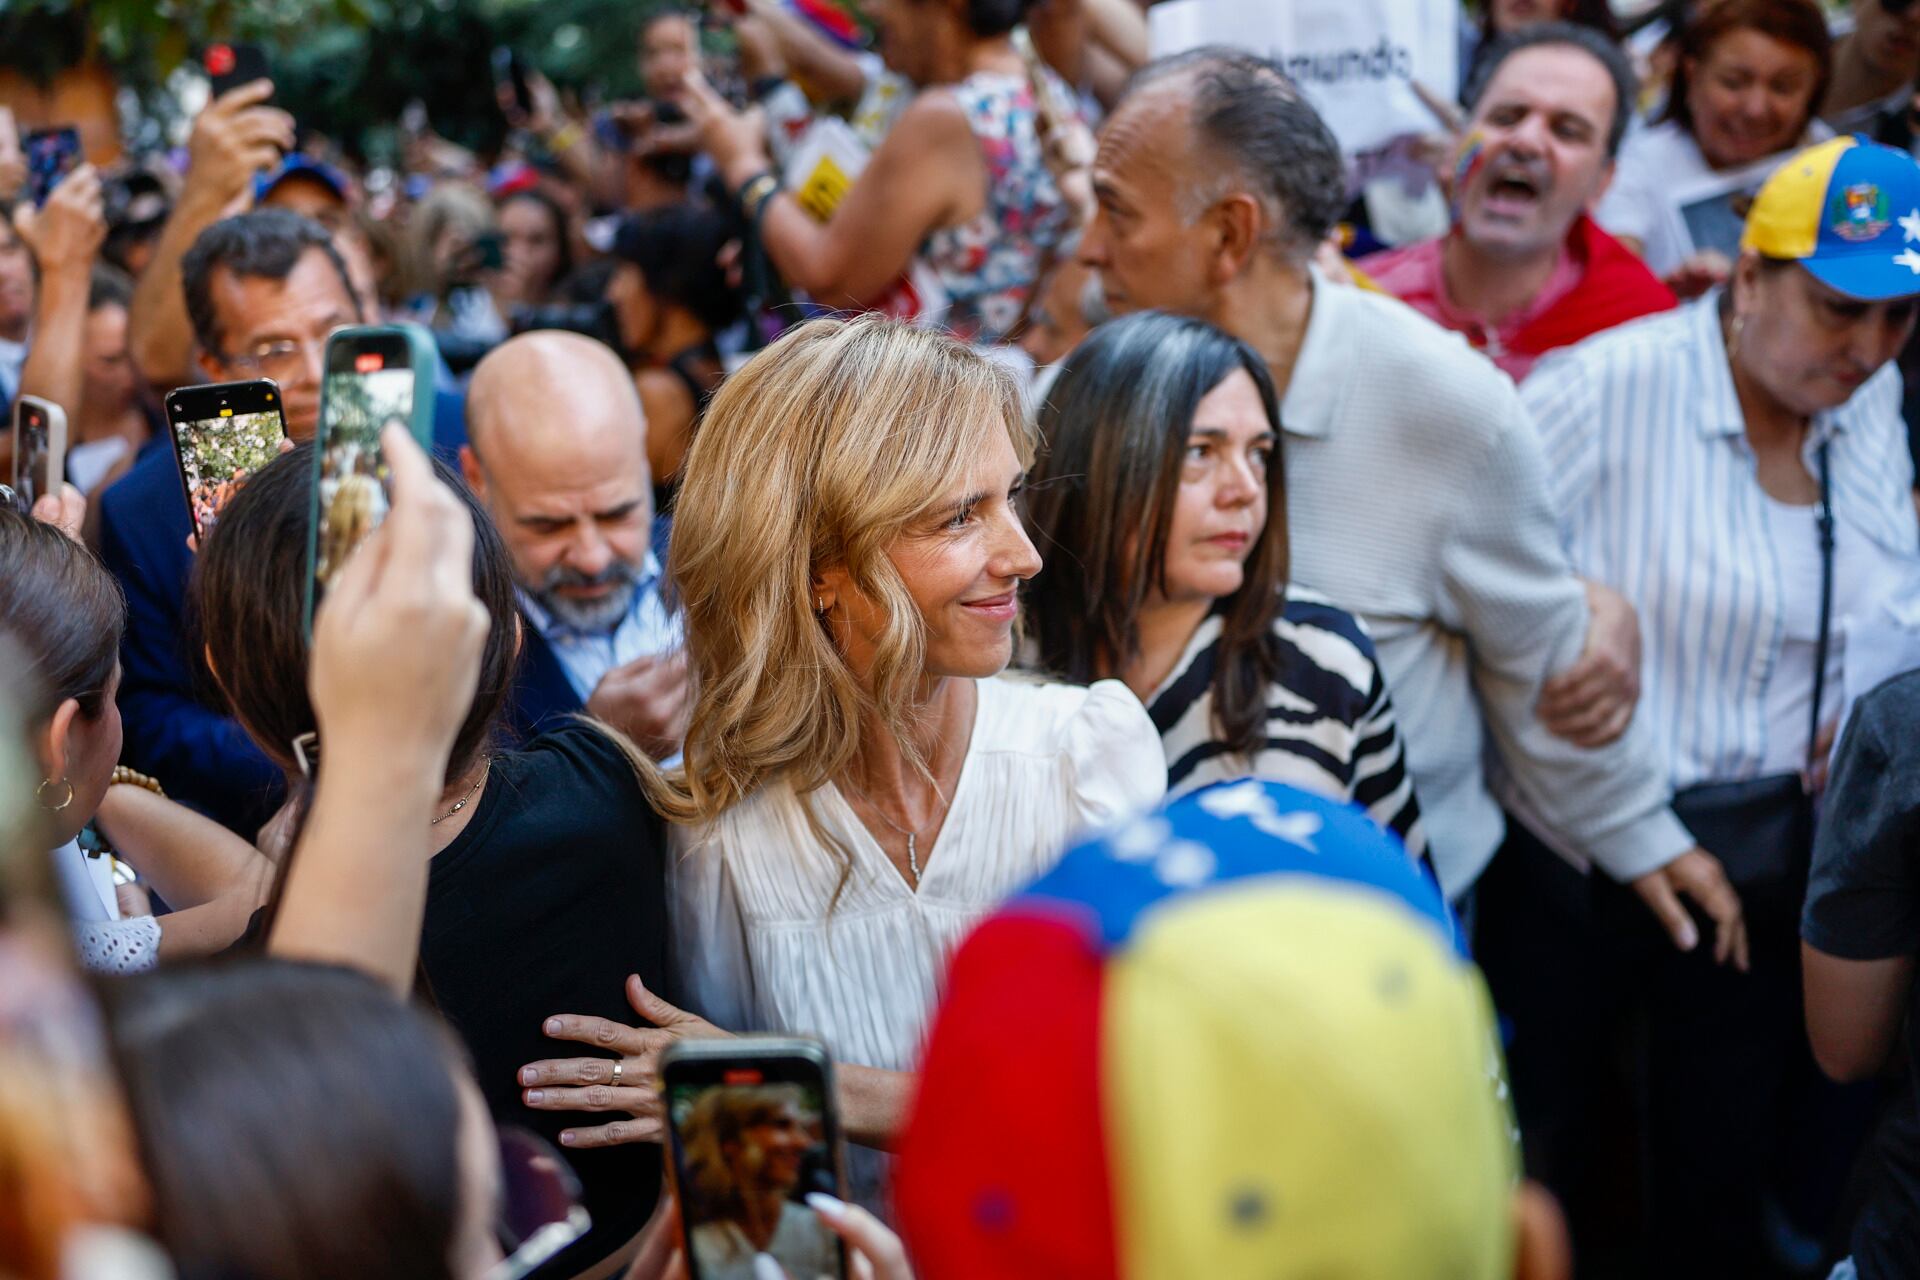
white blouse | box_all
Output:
[670,676,1165,1198]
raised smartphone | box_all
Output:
[23,126,80,207]
[10,395,66,509]
[662,1037,848,1280]
[203,41,271,98]
[305,324,438,632]
[163,379,287,540]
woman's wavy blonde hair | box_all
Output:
[626,315,1031,834]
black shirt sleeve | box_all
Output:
[1803,673,1920,962]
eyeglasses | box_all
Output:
[222,337,323,382]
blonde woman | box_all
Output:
[518,317,1165,1203]
[680,1085,835,1280]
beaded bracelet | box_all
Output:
[110,766,165,798]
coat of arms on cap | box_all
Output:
[1832,183,1892,241]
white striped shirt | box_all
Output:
[1147,587,1428,864]
[1522,295,1920,790]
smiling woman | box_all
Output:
[515,316,1168,1209]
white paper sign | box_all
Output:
[1148,0,1459,158]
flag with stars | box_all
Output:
[894,780,1517,1280]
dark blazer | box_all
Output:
[97,388,469,834]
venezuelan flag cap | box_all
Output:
[1742,135,1920,301]
[894,780,1518,1280]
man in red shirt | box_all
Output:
[1362,24,1675,382]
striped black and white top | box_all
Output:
[1146,587,1428,863]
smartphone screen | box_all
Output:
[164,380,287,539]
[10,401,52,507]
[665,1047,847,1280]
[24,127,80,208]
[312,333,418,597]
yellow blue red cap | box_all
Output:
[1743,136,1920,301]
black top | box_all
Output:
[422,721,671,1275]
[1802,669,1920,1278]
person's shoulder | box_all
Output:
[1330,283,1520,421]
[1278,584,1378,658]
[99,439,182,523]
[1525,296,1700,392]
[1353,238,1441,298]
[1853,669,1920,748]
[509,718,662,823]
[883,85,975,149]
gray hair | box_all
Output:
[1128,47,1348,259]
[1463,22,1638,157]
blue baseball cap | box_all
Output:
[1742,135,1920,301]
[253,155,350,207]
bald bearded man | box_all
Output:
[463,331,688,757]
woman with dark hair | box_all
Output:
[1597,0,1832,291]
[604,203,745,501]
[1023,312,1426,861]
[105,959,504,1280]
[494,187,575,320]
[0,503,270,974]
[189,444,674,1276]
[682,0,1081,345]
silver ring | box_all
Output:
[611,1060,623,1086]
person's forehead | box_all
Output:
[1475,45,1617,125]
[1096,87,1195,193]
[214,249,355,340]
[644,15,696,50]
[494,434,647,513]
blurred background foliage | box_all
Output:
[0,0,687,159]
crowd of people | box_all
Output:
[7,0,1920,1277]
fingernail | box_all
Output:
[526,1090,544,1104]
[805,1192,846,1219]
[519,1067,536,1085]
[560,1131,575,1146]
[545,1018,562,1035]
[1678,923,1699,951]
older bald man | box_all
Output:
[462,330,687,757]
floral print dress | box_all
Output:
[923,70,1078,345]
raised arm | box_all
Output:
[129,81,293,390]
[684,72,975,307]
[737,0,868,104]
[16,165,106,419]
[90,783,273,959]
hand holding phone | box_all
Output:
[306,324,439,632]
[662,1037,849,1280]
[11,396,67,511]
[202,42,272,99]
[23,127,81,208]
[164,380,288,540]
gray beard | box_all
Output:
[534,563,641,633]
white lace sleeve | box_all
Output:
[73,916,162,975]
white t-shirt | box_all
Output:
[670,675,1166,1206]
[1759,494,1918,776]
[1596,117,1832,277]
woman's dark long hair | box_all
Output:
[1025,311,1288,756]
[498,187,575,300]
[190,443,519,789]
[0,506,124,726]
[1660,0,1831,142]
[104,958,470,1280]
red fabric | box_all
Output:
[1512,216,1676,361]
[895,909,1118,1280]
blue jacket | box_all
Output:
[97,388,469,834]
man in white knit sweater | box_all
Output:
[1075,47,1747,966]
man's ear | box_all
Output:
[1588,157,1617,211]
[1207,191,1265,286]
[459,445,486,499]
[1511,1181,1572,1280]
[37,697,80,782]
